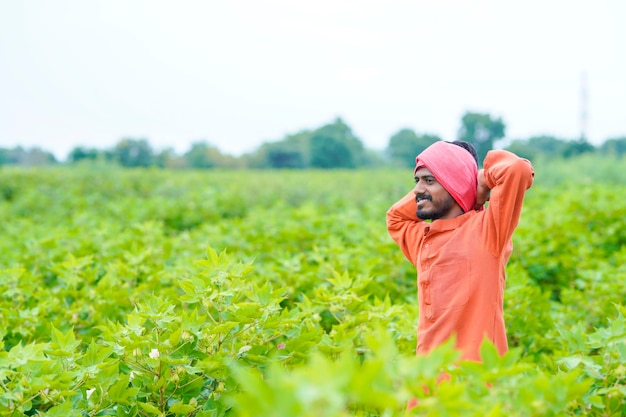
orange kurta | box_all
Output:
[386,150,534,361]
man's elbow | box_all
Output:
[519,158,535,190]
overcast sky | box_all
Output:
[1,0,624,160]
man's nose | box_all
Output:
[413,180,425,195]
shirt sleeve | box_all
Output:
[386,192,425,265]
[481,149,534,255]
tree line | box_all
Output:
[2,111,626,169]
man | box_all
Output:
[386,140,534,363]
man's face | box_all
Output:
[413,167,461,220]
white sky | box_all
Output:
[1,0,625,160]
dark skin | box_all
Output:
[413,167,491,220]
[475,168,491,210]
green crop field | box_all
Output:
[1,156,625,416]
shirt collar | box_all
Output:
[427,210,476,233]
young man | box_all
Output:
[386,141,534,363]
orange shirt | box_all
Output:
[386,150,534,361]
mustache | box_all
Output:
[415,194,432,202]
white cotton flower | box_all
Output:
[149,348,160,358]
[86,388,96,399]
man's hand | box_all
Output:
[475,169,491,210]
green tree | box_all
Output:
[267,149,305,168]
[183,142,219,169]
[457,112,505,163]
[310,135,353,168]
[506,135,595,160]
[154,147,180,169]
[245,118,365,169]
[0,146,56,166]
[600,137,626,157]
[68,146,101,163]
[27,148,57,165]
[310,118,365,169]
[361,148,386,168]
[247,131,311,169]
[182,142,240,169]
[0,148,15,165]
[386,128,441,168]
[562,139,595,157]
[112,138,154,167]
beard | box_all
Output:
[416,194,457,220]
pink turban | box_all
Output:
[414,141,478,212]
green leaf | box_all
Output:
[169,402,196,414]
[39,401,81,417]
[479,340,500,370]
[207,321,238,335]
[49,324,80,353]
[108,374,139,405]
[168,326,182,346]
[206,247,220,266]
[138,401,161,415]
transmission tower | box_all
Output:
[580,71,588,141]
